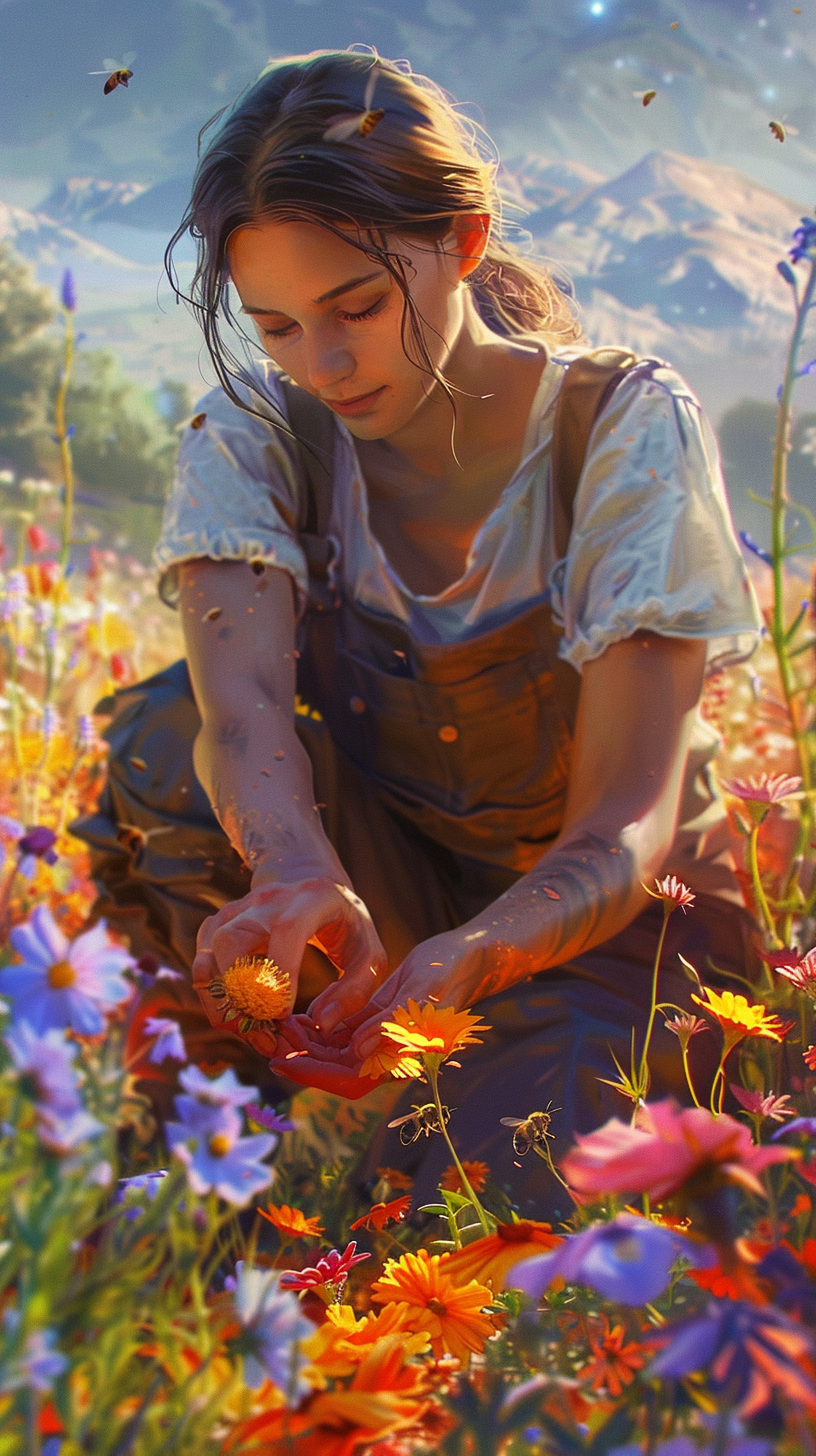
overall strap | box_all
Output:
[279,376,337,546]
[549,347,641,562]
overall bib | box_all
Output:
[72,355,761,1218]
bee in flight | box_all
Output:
[116,822,173,854]
[500,1105,560,1158]
[90,53,136,95]
[633,89,657,107]
[769,118,799,143]
[323,66,385,143]
[388,1101,453,1146]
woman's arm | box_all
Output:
[178,558,387,1055]
[288,630,707,1077]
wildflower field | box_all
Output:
[4,229,816,1456]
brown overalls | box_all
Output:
[72,353,761,1219]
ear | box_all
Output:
[446,213,491,281]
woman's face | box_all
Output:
[227,216,477,440]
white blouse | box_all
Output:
[155,348,762,675]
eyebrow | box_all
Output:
[241,269,387,316]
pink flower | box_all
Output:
[720,773,802,805]
[775,948,816,1001]
[560,1099,796,1204]
[729,1085,795,1123]
[26,524,58,555]
[279,1241,370,1292]
[643,875,695,912]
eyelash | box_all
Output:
[261,298,386,340]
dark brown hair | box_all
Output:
[165,48,582,411]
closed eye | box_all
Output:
[261,296,388,339]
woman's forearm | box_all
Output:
[193,689,349,887]
[454,821,658,1004]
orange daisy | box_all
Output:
[350,1195,412,1232]
[440,1160,489,1195]
[443,1219,563,1292]
[691,986,792,1054]
[371,1248,496,1360]
[578,1317,645,1398]
[380,1000,490,1064]
[257,1202,324,1239]
[359,1041,422,1082]
[376,1167,414,1192]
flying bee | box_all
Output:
[388,1101,453,1146]
[116,822,173,854]
[323,67,385,143]
[90,53,136,95]
[633,89,657,107]
[500,1104,560,1158]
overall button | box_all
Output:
[349,696,366,714]
[438,724,459,743]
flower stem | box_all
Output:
[55,305,75,575]
[425,1064,491,1237]
[637,904,672,1095]
[747,822,779,948]
[681,1043,702,1109]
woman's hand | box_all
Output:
[191,874,389,1061]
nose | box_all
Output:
[299,327,355,394]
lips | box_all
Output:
[323,386,385,416]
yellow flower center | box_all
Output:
[48,959,75,989]
[427,1298,448,1317]
[221,956,291,1021]
[208,1134,232,1157]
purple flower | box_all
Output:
[647,1299,816,1417]
[177,1063,257,1108]
[116,1170,168,1220]
[0,1328,67,1393]
[756,1245,816,1327]
[232,1261,314,1399]
[143,1016,186,1064]
[166,1098,275,1206]
[512,1213,713,1306]
[4,1022,82,1115]
[60,269,77,312]
[772,1116,816,1139]
[0,819,58,879]
[37,1105,104,1154]
[739,531,773,567]
[0,905,134,1035]
[790,216,816,264]
[245,1102,295,1134]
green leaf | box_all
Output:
[417,1203,449,1216]
[678,953,703,991]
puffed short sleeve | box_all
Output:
[548,360,762,673]
[153,368,309,608]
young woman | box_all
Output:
[75,49,763,1213]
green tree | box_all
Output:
[0,242,56,469]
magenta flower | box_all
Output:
[775,948,816,1001]
[729,1085,795,1123]
[0,905,134,1035]
[166,1097,275,1206]
[279,1241,370,1292]
[720,773,802,805]
[560,1099,795,1204]
[143,1016,186,1064]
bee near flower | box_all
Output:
[387,1100,453,1145]
[206,953,291,1034]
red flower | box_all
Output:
[280,1241,371,1291]
[805,1046,816,1072]
[775,949,816,1000]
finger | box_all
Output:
[309,944,390,1033]
[269,1051,381,1099]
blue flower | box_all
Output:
[232,1261,314,1399]
[647,1299,816,1417]
[166,1098,275,1206]
[739,531,773,567]
[0,1327,67,1393]
[513,1213,712,1306]
[4,1021,82,1116]
[116,1170,168,1220]
[143,1016,186,1064]
[0,905,134,1035]
[60,269,77,312]
[771,1116,816,1139]
[177,1063,257,1108]
[790,216,816,264]
[37,1105,104,1154]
